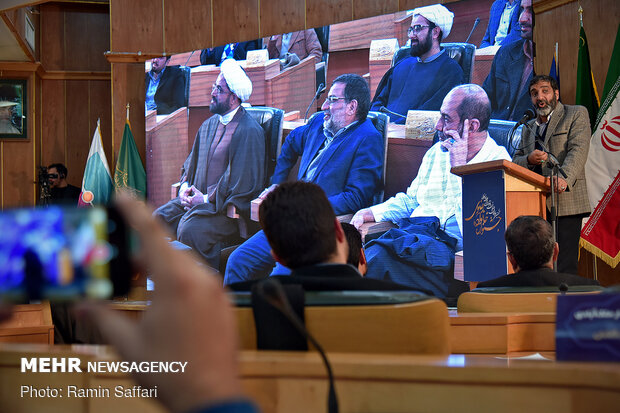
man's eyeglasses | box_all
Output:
[48,174,59,179]
[211,84,229,95]
[408,25,432,35]
[325,96,346,104]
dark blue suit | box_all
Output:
[480,0,522,48]
[482,39,534,121]
[224,113,384,284]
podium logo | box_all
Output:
[21,358,82,373]
[465,193,502,235]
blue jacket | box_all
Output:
[271,113,383,215]
[482,39,534,121]
[480,0,522,48]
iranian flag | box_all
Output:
[584,24,620,208]
[580,24,620,268]
[79,119,114,206]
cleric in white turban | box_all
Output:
[412,3,454,39]
[220,58,252,102]
[152,54,265,269]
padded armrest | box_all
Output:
[171,182,181,199]
[358,221,396,242]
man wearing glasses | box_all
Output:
[370,4,464,124]
[47,163,81,205]
[224,74,384,284]
[154,58,265,269]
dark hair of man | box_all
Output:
[48,163,68,178]
[341,222,362,268]
[333,73,370,122]
[455,84,491,131]
[529,74,559,92]
[505,215,555,270]
[259,181,337,269]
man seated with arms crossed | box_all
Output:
[370,4,464,124]
[352,84,511,298]
[228,182,421,293]
[477,216,599,287]
[224,74,384,285]
[154,59,265,269]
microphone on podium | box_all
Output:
[378,106,406,120]
[304,83,326,121]
[465,17,481,43]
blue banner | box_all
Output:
[556,293,620,362]
[462,170,507,281]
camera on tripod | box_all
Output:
[38,166,51,205]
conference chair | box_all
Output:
[391,42,476,83]
[429,118,522,157]
[234,291,451,355]
[180,65,191,107]
[487,119,522,157]
[458,286,603,313]
[313,25,330,94]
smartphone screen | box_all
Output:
[0,206,132,302]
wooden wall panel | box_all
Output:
[535,0,619,106]
[398,0,443,11]
[446,0,492,45]
[110,0,163,53]
[2,139,34,207]
[353,0,399,21]
[306,0,353,29]
[40,79,65,167]
[260,0,305,38]
[65,80,91,187]
[212,0,259,47]
[163,0,213,53]
[40,3,64,71]
[111,63,146,170]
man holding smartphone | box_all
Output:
[351,84,511,297]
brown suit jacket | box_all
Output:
[266,30,322,62]
[512,102,591,216]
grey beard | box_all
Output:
[536,105,553,117]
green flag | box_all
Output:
[576,25,600,131]
[114,120,146,198]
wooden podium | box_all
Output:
[452,160,550,281]
[145,107,189,209]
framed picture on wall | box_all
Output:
[0,79,27,139]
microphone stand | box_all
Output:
[256,279,339,413]
[528,125,566,272]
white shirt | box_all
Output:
[370,134,511,236]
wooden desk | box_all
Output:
[2,344,619,413]
[0,303,54,345]
[449,311,556,355]
[110,301,556,356]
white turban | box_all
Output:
[220,58,252,102]
[0,101,18,108]
[412,4,454,39]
